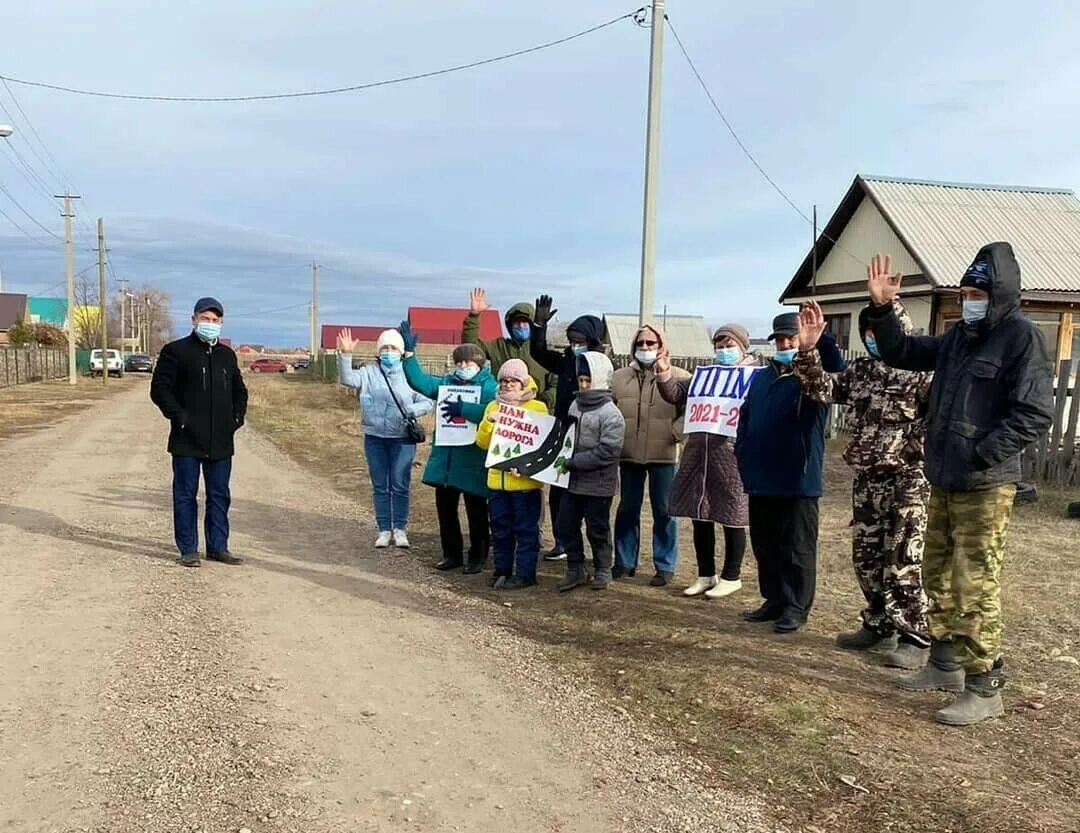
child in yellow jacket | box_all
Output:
[476,359,549,589]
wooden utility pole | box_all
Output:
[97,217,108,386]
[56,192,81,384]
[118,276,129,355]
[311,260,320,362]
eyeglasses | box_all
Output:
[635,339,659,348]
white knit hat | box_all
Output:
[376,328,405,353]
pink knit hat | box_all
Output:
[498,358,530,385]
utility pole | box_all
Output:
[56,192,81,385]
[311,260,319,361]
[638,0,666,327]
[118,277,129,355]
[97,217,108,386]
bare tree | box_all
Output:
[73,272,102,349]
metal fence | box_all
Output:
[0,346,70,388]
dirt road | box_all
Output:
[0,382,772,833]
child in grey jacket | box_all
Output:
[558,351,626,592]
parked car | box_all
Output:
[125,353,153,373]
[90,349,124,377]
[293,358,311,369]
[249,358,287,374]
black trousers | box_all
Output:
[549,486,565,549]
[556,491,613,571]
[691,521,746,581]
[434,486,490,566]
[748,496,819,620]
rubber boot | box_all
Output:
[558,565,589,593]
[836,625,898,653]
[881,640,929,670]
[936,661,1006,726]
[896,639,964,692]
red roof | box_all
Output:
[408,307,501,345]
[321,324,391,350]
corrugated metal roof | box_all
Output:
[0,293,28,330]
[862,177,1080,291]
[603,314,714,358]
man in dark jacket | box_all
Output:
[529,294,606,560]
[734,312,845,633]
[865,245,1053,726]
[150,297,248,568]
[461,288,557,411]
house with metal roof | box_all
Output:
[28,297,68,328]
[602,313,713,359]
[0,292,29,344]
[779,175,1080,365]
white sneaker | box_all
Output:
[392,529,410,549]
[375,530,392,548]
[683,576,718,597]
[704,578,742,599]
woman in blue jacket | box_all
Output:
[399,321,497,574]
[337,328,434,549]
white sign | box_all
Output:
[484,403,575,489]
[436,385,482,446]
[683,365,762,437]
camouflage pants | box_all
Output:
[924,485,1016,674]
[851,468,931,643]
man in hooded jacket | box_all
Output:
[462,288,557,411]
[865,244,1053,726]
[529,294,607,560]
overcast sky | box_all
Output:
[2,0,1079,345]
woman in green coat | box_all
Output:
[400,321,497,574]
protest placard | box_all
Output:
[484,403,575,488]
[683,365,763,438]
[435,385,482,446]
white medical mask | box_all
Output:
[455,364,480,381]
[962,300,989,324]
[715,347,741,366]
[195,322,221,342]
[634,349,657,366]
[773,348,797,366]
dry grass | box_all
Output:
[247,373,1080,833]
[0,375,141,438]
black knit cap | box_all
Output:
[960,252,993,291]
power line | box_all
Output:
[0,141,57,201]
[0,77,73,191]
[0,10,643,103]
[0,204,57,250]
[0,181,63,240]
[664,16,866,266]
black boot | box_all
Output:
[434,558,463,571]
[896,639,964,692]
[836,625,897,652]
[742,602,783,622]
[936,660,1006,726]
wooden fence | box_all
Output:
[0,346,70,388]
[1024,359,1079,486]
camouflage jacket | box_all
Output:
[793,349,932,471]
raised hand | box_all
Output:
[654,347,671,374]
[797,301,828,351]
[470,288,490,315]
[533,294,557,328]
[867,253,902,306]
[336,328,358,354]
[399,320,419,352]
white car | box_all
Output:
[90,348,125,377]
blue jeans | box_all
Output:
[365,435,416,531]
[172,456,232,556]
[489,490,543,580]
[614,462,678,574]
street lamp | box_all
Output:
[0,125,13,138]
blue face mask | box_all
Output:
[571,345,588,356]
[773,348,797,366]
[379,352,401,368]
[195,322,221,342]
[865,337,880,358]
[715,347,741,366]
[511,324,531,342]
[456,364,480,382]
[962,299,989,324]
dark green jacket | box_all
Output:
[402,355,496,497]
[462,302,557,411]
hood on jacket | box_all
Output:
[859,300,913,350]
[629,323,666,365]
[959,242,1021,332]
[504,302,535,335]
[566,315,605,349]
[577,351,614,391]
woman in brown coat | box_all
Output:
[655,324,759,599]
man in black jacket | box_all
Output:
[150,297,248,567]
[865,244,1053,725]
